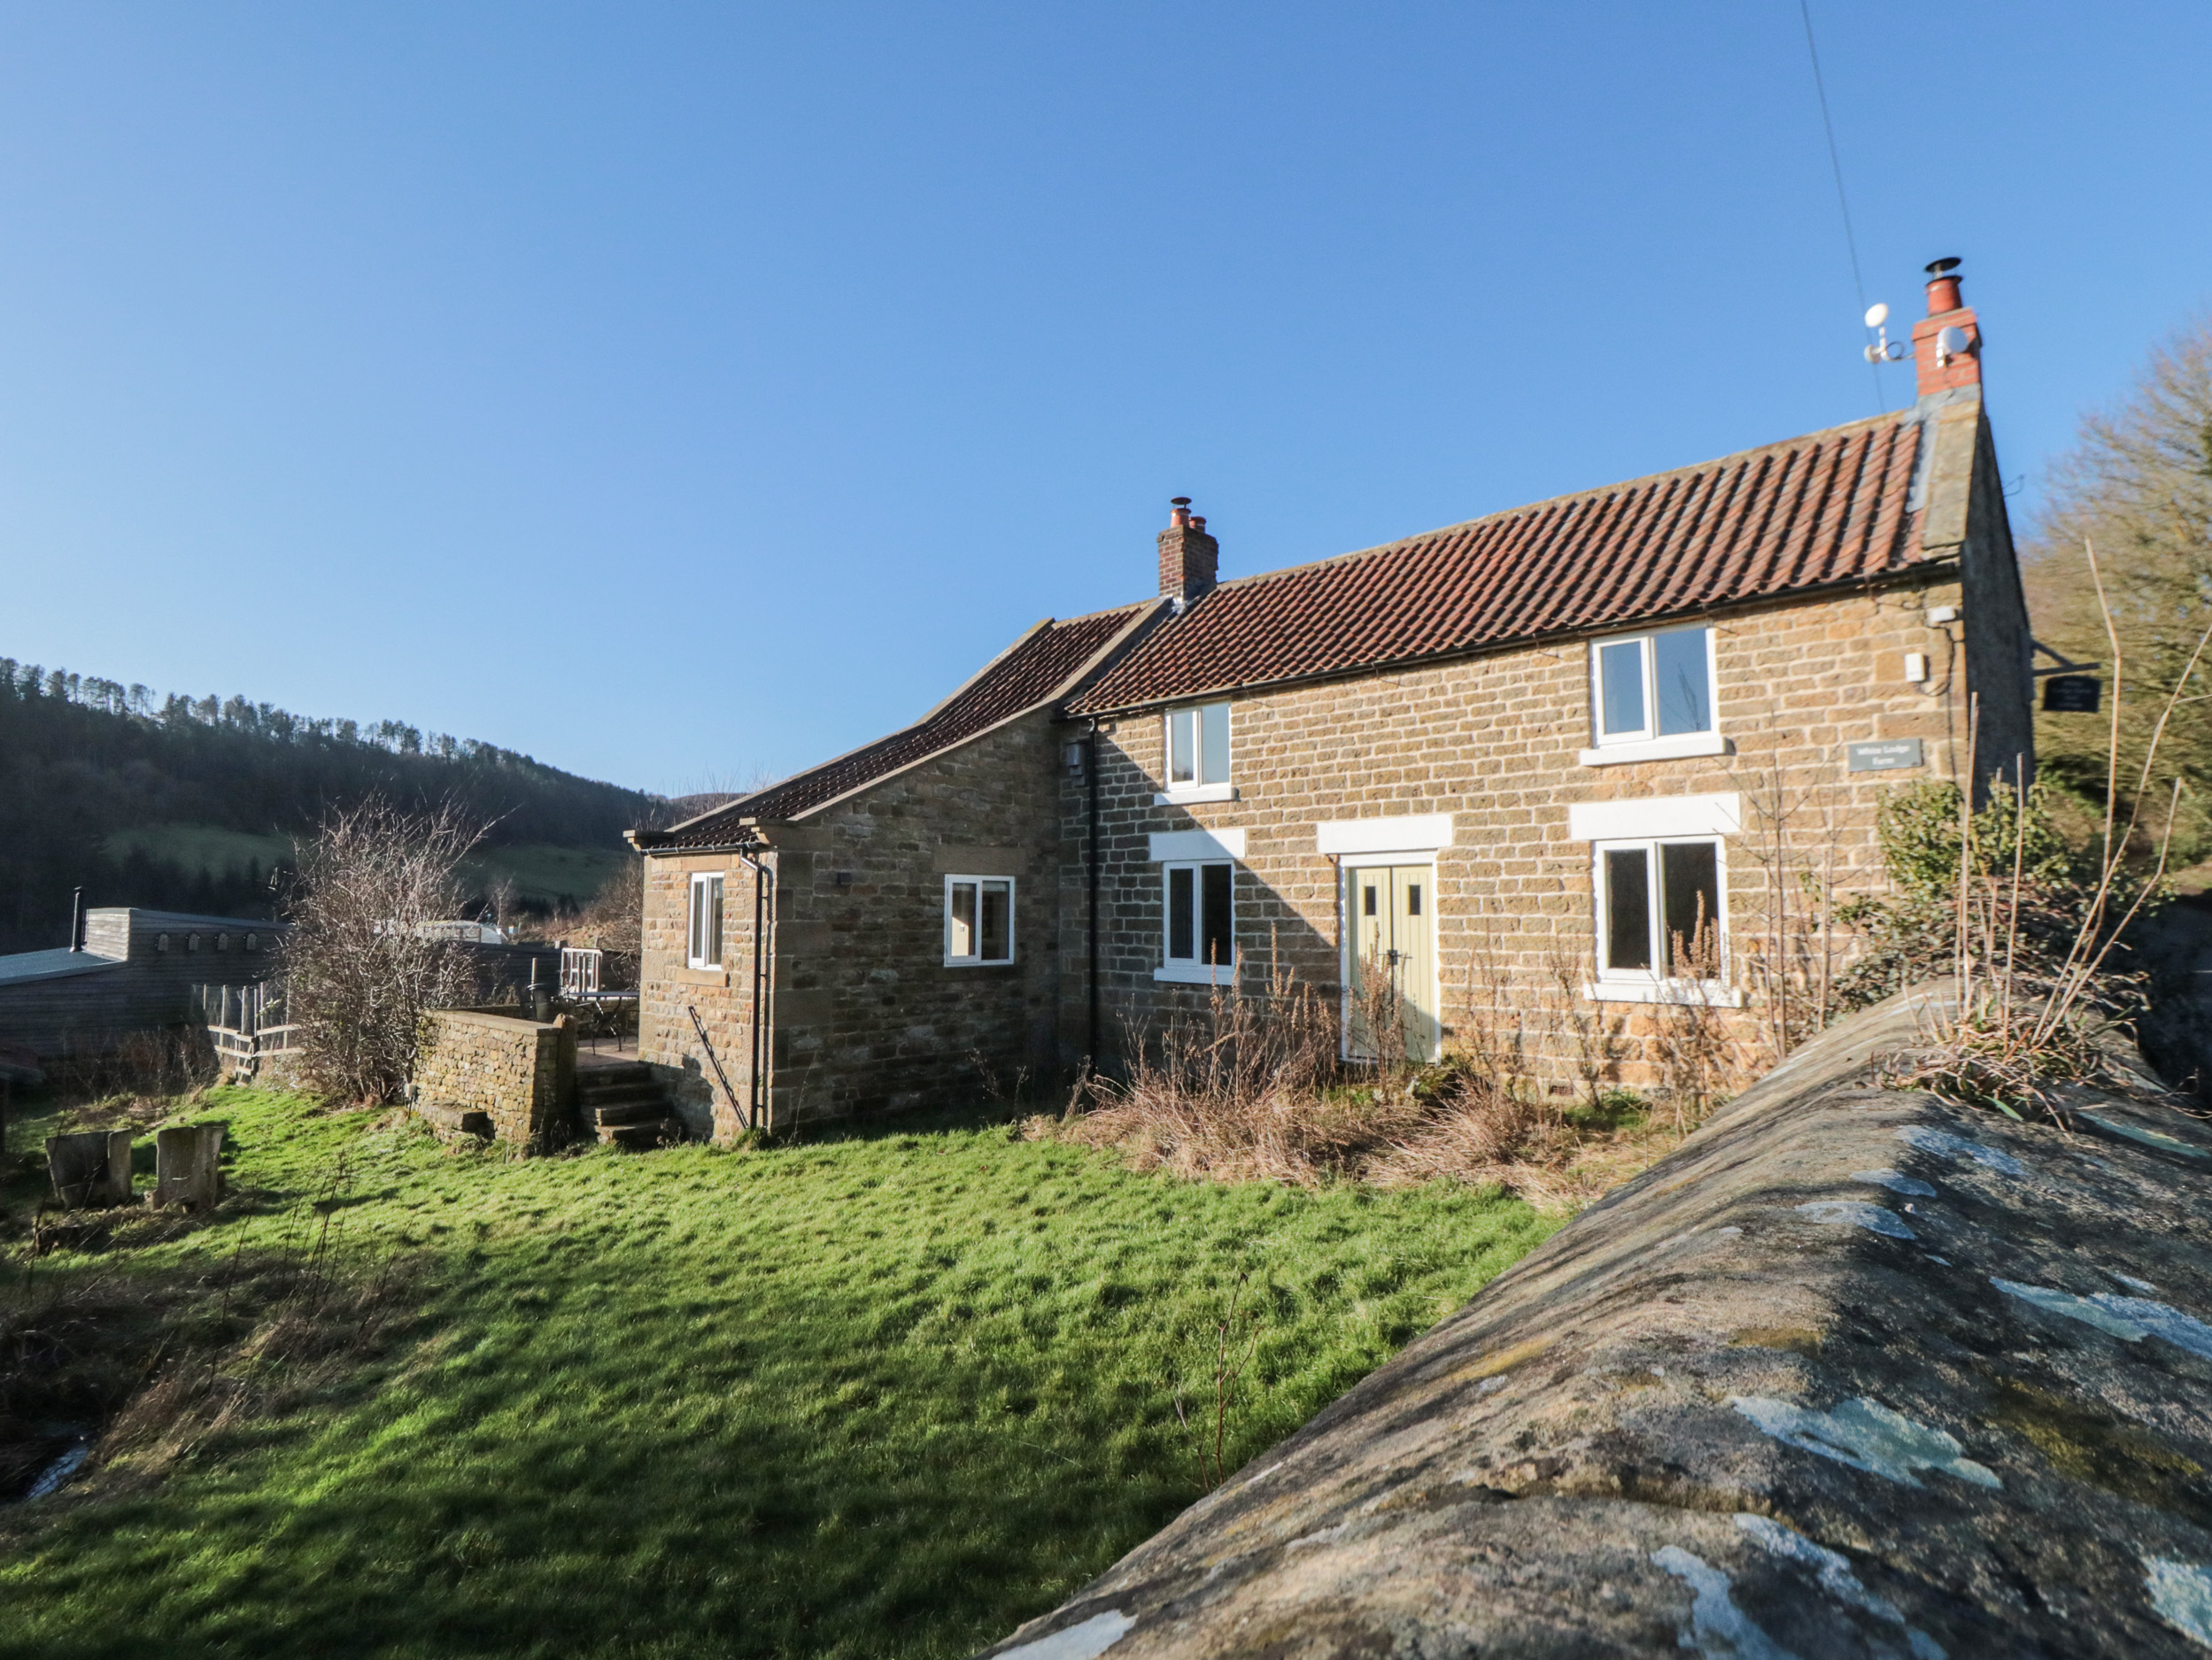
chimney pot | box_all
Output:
[1910,257,1982,399]
[1923,256,1964,316]
[1157,499,1218,603]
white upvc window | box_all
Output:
[1589,836,1738,1004]
[1158,701,1233,803]
[1582,625,1722,765]
[944,876,1015,966]
[1157,860,1234,984]
[687,873,724,969]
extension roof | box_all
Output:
[1069,410,1931,714]
[0,947,125,987]
[634,604,1153,848]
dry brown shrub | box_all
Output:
[1047,955,1582,1193]
[282,796,484,1103]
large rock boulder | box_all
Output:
[981,988,2212,1658]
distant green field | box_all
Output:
[457,843,632,909]
[105,824,630,911]
[105,823,295,878]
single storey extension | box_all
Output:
[629,260,2032,1139]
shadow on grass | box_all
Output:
[1,1085,1557,1660]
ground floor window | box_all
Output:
[944,876,1014,965]
[1161,860,1234,977]
[1595,838,1724,983]
[688,872,724,969]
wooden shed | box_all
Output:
[0,907,289,1060]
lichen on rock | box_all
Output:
[978,986,2212,1658]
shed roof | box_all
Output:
[0,947,126,987]
[1070,410,1930,714]
[98,909,290,931]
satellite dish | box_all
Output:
[1864,302,1889,328]
[1936,325,1971,356]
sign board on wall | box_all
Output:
[1846,738,1924,774]
[2043,676,2101,714]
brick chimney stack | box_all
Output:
[1157,497,1218,604]
[1912,257,1982,399]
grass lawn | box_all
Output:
[0,1088,1555,1660]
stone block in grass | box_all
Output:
[153,1123,225,1208]
[45,1129,132,1208]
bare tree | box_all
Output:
[2025,316,2212,853]
[282,798,484,1102]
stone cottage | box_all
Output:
[630,260,2033,1139]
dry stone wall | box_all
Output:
[414,1010,575,1149]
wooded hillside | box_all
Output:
[0,659,658,954]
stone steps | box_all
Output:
[575,1062,682,1149]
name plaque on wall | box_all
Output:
[1846,738,1924,774]
[2043,675,2101,713]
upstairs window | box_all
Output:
[687,873,724,969]
[944,876,1014,966]
[1164,702,1232,795]
[1591,626,1714,746]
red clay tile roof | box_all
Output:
[636,606,1150,847]
[1070,412,1929,714]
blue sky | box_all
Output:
[3,2,2208,798]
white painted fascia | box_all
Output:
[1567,793,1741,842]
[1149,828,1246,862]
[1578,731,1732,768]
[1314,814,1455,856]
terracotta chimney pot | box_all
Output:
[1157,499,1218,603]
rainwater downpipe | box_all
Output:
[732,846,774,1133]
[1086,719,1102,1069]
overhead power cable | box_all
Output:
[1796,0,1886,413]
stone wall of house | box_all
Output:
[638,706,1067,1139]
[1058,575,1992,1093]
[639,847,761,1140]
[414,1009,575,1148]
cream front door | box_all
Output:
[1345,864,1438,1062]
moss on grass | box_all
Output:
[1,1086,1553,1659]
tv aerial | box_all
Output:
[1861,301,1906,365]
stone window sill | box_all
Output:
[1154,783,1237,806]
[1155,962,1236,986]
[1578,732,1732,767]
[1582,978,1744,1008]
